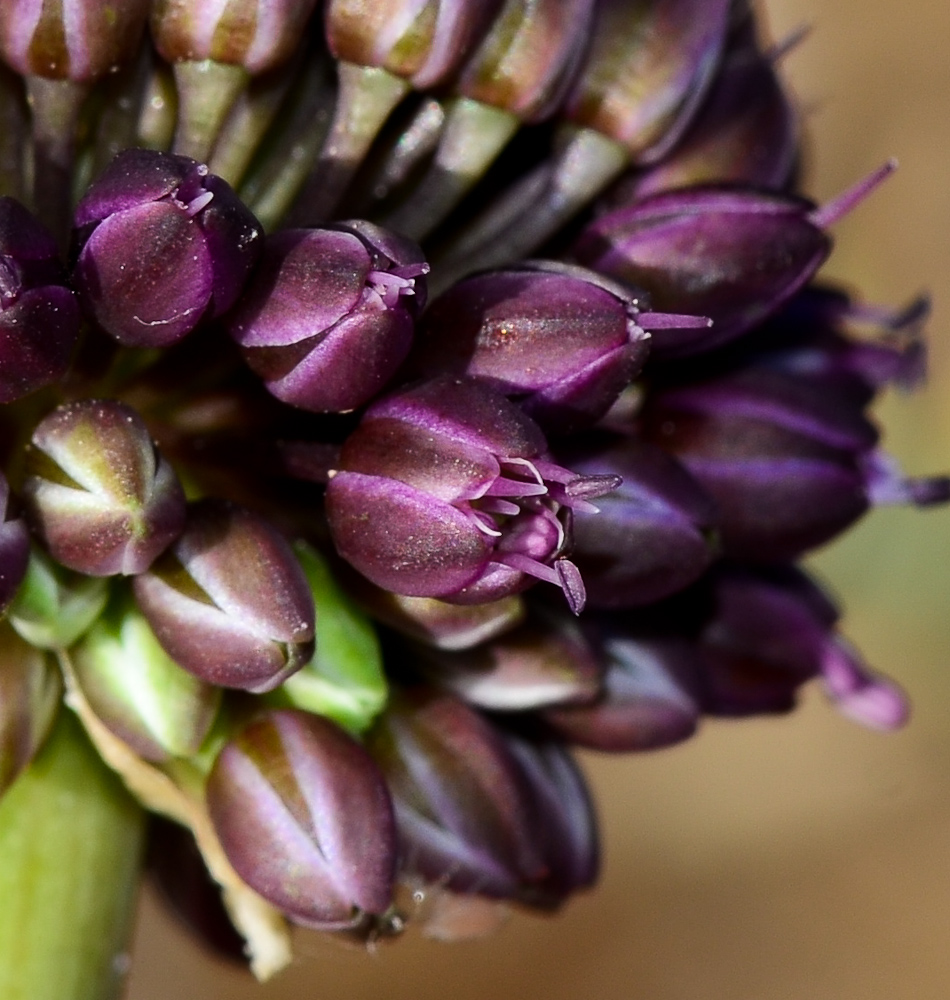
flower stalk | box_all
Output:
[0,711,145,1000]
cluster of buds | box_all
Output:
[0,0,944,988]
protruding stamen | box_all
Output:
[863,450,950,507]
[485,477,548,499]
[820,636,909,730]
[765,23,812,63]
[809,159,897,229]
[638,311,713,330]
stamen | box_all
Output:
[820,636,909,730]
[862,451,950,507]
[485,477,547,498]
[638,312,712,330]
[497,552,559,585]
[368,269,416,308]
[555,559,586,615]
[461,507,502,537]
[478,498,521,516]
[808,159,897,229]
[502,457,545,486]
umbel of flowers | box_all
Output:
[0,0,944,993]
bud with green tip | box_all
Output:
[133,500,315,693]
[206,708,397,929]
[0,622,61,796]
[6,545,107,649]
[22,400,187,577]
[71,595,221,763]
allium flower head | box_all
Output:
[0,0,942,990]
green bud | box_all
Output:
[71,594,221,762]
[7,546,108,650]
[0,622,62,796]
[266,543,387,734]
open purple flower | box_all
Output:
[325,376,621,613]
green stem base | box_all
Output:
[0,711,145,1000]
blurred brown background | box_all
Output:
[127,1,950,997]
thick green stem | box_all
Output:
[0,710,146,1000]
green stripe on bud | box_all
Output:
[7,545,108,650]
[71,592,221,762]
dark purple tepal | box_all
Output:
[413,262,654,434]
[72,148,263,347]
[640,365,949,562]
[325,376,621,614]
[226,221,428,412]
[695,564,908,729]
[573,185,829,358]
[574,164,897,359]
[559,435,718,606]
[0,198,80,403]
[367,688,597,908]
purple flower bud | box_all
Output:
[567,0,731,161]
[151,0,320,75]
[366,689,549,900]
[225,221,428,412]
[640,366,949,561]
[0,0,149,81]
[207,709,397,928]
[455,0,597,123]
[410,604,602,710]
[0,622,61,796]
[326,376,621,614]
[627,39,798,198]
[574,186,832,357]
[413,262,651,433]
[72,148,263,347]
[737,285,929,401]
[0,471,29,615]
[22,400,186,576]
[72,597,221,763]
[0,198,81,403]
[133,500,315,693]
[696,564,909,729]
[559,435,718,606]
[499,730,599,906]
[326,0,505,90]
[542,630,702,752]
